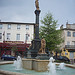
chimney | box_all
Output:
[66,21,68,25]
[60,25,63,29]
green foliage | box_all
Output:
[39,13,64,52]
[54,60,70,63]
[11,46,18,52]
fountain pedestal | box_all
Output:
[22,58,49,72]
[36,54,49,60]
[27,39,41,58]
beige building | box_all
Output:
[0,22,35,44]
[60,22,75,62]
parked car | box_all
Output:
[1,54,16,61]
[53,56,70,62]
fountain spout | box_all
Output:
[48,57,56,75]
[13,56,22,70]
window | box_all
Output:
[72,41,75,45]
[16,34,20,40]
[26,25,29,30]
[8,24,11,29]
[74,42,75,45]
[67,41,70,45]
[0,24,2,29]
[0,33,2,39]
[73,32,75,37]
[67,31,71,37]
[7,33,11,40]
[25,34,29,41]
[17,24,21,29]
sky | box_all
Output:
[0,0,75,29]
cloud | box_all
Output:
[0,0,75,28]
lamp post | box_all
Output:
[3,31,5,54]
[3,31,5,43]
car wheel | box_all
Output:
[13,59,15,61]
[2,58,4,61]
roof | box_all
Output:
[0,22,35,25]
[66,23,75,25]
[62,28,75,31]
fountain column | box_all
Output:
[34,10,41,39]
[27,0,41,58]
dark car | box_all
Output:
[53,56,70,62]
[1,54,16,61]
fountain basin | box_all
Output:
[0,70,29,75]
[0,58,75,75]
[22,58,75,72]
[0,63,75,75]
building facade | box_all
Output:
[60,23,75,63]
[0,22,35,56]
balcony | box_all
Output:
[65,45,75,49]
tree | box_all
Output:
[11,46,18,56]
[39,13,63,54]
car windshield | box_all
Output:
[5,55,8,57]
[60,56,63,59]
[7,55,11,57]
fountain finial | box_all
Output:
[35,0,39,10]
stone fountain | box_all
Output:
[0,0,75,75]
[23,0,50,72]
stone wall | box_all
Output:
[33,60,49,72]
[22,59,33,70]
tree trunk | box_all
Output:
[56,51,58,59]
[11,51,15,56]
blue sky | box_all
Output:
[0,0,75,29]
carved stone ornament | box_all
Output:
[38,38,46,54]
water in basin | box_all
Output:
[0,64,75,75]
